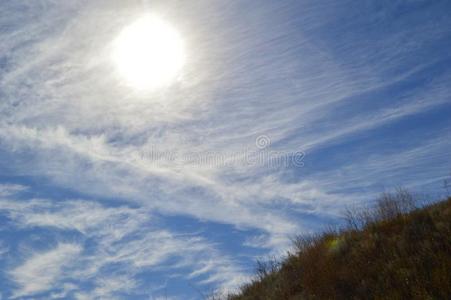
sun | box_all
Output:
[112,15,185,91]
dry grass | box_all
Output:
[222,191,451,300]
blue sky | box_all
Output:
[1,0,451,299]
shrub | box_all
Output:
[225,191,451,300]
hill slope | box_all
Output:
[226,195,451,300]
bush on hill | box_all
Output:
[220,190,451,300]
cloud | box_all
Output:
[0,241,9,258]
[1,0,451,297]
[0,184,28,197]
[1,0,449,224]
[10,243,82,298]
[0,194,248,298]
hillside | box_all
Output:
[224,193,451,300]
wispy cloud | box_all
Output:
[10,243,82,298]
[0,184,28,197]
[1,0,451,298]
[1,191,248,298]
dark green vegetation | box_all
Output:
[223,191,451,300]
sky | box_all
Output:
[1,0,451,299]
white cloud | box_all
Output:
[0,184,28,197]
[1,0,450,249]
[1,196,248,298]
[1,0,451,297]
[0,241,9,258]
[10,243,82,298]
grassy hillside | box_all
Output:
[223,192,451,300]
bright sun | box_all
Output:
[112,15,185,91]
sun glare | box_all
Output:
[112,15,185,91]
